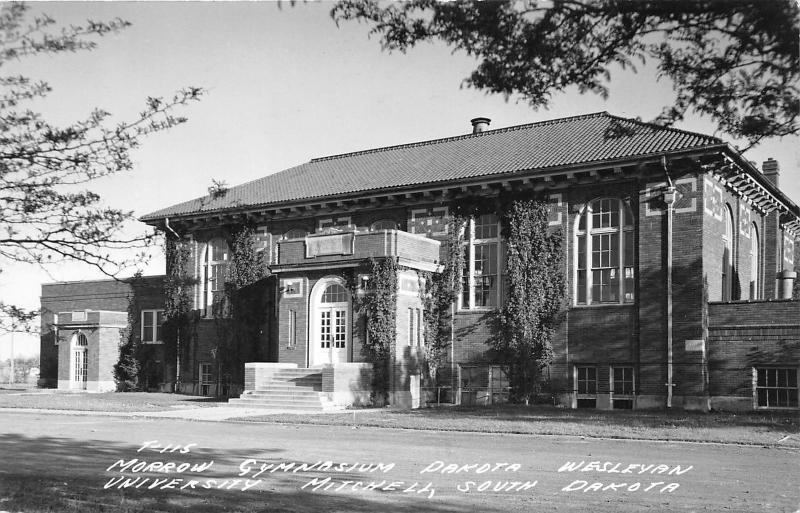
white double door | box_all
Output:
[312,304,349,365]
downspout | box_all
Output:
[164,217,182,393]
[661,158,676,409]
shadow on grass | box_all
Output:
[390,404,800,427]
[0,433,502,513]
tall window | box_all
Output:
[750,223,760,300]
[722,205,734,301]
[575,199,634,305]
[203,238,229,314]
[141,310,164,344]
[755,368,798,408]
[461,214,502,309]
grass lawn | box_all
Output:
[0,387,224,411]
[233,404,800,447]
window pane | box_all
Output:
[156,311,163,342]
[320,311,331,348]
[322,284,348,303]
[211,240,229,261]
[577,236,586,270]
[757,388,767,407]
[475,214,498,239]
[142,311,154,342]
[461,246,470,308]
[577,270,587,304]
[334,310,347,348]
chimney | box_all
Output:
[762,158,780,187]
[470,117,491,134]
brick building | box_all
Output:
[40,113,800,410]
[39,276,165,392]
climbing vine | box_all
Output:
[488,199,566,403]
[356,257,398,404]
[418,216,465,385]
[114,273,161,391]
[163,236,198,392]
[212,226,269,395]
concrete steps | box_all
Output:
[227,368,340,411]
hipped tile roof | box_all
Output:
[142,112,723,221]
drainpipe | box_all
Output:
[661,157,676,409]
[164,217,181,393]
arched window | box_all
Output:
[722,205,734,301]
[203,238,229,314]
[72,332,88,346]
[283,228,307,240]
[321,283,349,303]
[750,223,760,300]
[370,219,397,231]
[575,198,634,305]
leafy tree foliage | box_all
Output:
[333,0,799,148]
[489,200,566,403]
[0,3,202,328]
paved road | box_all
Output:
[0,411,798,512]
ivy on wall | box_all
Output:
[114,272,162,391]
[355,257,398,404]
[418,216,465,386]
[212,226,269,395]
[488,199,566,403]
[163,236,199,391]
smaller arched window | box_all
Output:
[370,219,397,231]
[283,228,307,240]
[750,223,760,300]
[575,198,634,305]
[72,332,88,346]
[321,283,349,303]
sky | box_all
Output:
[1,1,798,360]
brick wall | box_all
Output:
[39,276,164,388]
[707,300,800,409]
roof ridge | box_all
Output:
[605,112,724,144]
[310,111,612,163]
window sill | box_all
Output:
[571,303,635,309]
[456,308,498,315]
[141,341,165,345]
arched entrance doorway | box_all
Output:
[309,277,351,366]
[70,332,88,390]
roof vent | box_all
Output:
[470,117,491,134]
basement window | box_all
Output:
[755,368,798,408]
[576,366,597,408]
[611,366,634,409]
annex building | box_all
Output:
[40,113,800,411]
